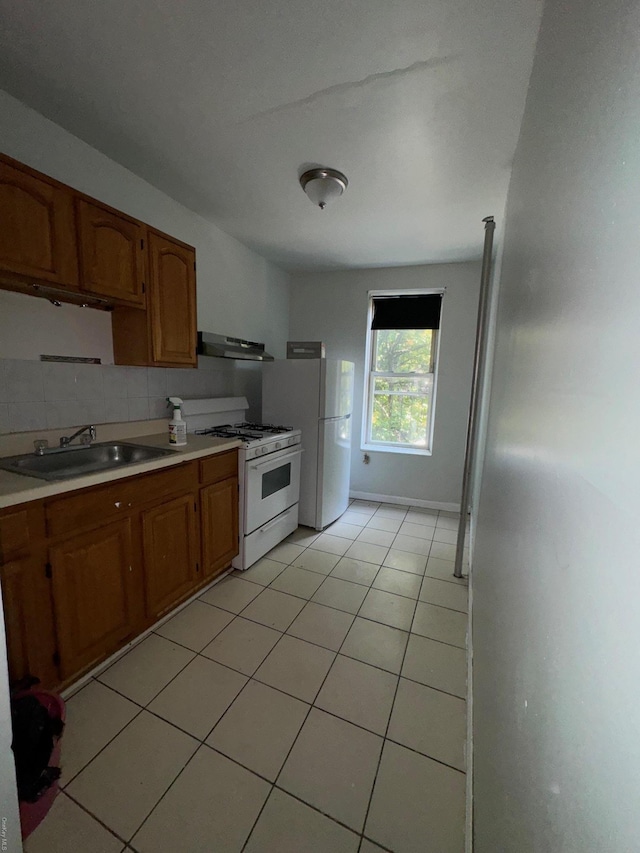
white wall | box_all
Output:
[472,0,640,849]
[0,89,290,415]
[289,262,481,505]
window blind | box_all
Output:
[371,294,442,330]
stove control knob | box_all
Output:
[275,441,281,449]
[261,446,268,455]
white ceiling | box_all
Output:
[0,0,542,271]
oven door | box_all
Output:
[244,445,302,534]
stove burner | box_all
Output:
[195,427,256,439]
[237,422,293,432]
[194,421,295,444]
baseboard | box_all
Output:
[349,491,461,513]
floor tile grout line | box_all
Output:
[391,671,467,702]
[274,784,380,845]
[95,633,200,707]
[117,732,204,847]
[357,585,420,845]
[358,834,395,853]
[238,780,276,852]
[408,631,467,651]
[238,700,319,852]
[270,633,350,781]
[61,704,147,790]
[58,787,130,846]
[66,727,200,847]
[199,624,298,745]
[241,613,349,852]
[383,734,467,775]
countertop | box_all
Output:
[0,433,241,510]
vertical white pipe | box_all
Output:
[454,216,496,578]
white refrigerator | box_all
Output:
[262,359,355,530]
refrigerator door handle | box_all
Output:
[321,413,351,423]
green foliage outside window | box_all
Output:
[370,329,434,447]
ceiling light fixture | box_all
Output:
[299,168,348,210]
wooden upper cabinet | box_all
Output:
[0,155,198,367]
[49,518,136,681]
[76,199,146,306]
[0,157,78,288]
[148,232,197,365]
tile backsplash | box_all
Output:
[0,358,236,434]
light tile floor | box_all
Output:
[25,501,469,853]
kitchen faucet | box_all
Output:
[59,424,97,448]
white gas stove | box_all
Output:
[194,422,301,459]
[181,398,302,570]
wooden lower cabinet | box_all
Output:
[49,519,136,682]
[0,450,239,691]
[142,493,199,620]
[201,478,239,579]
[0,553,58,687]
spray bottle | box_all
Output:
[166,397,187,446]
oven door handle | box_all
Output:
[249,448,303,471]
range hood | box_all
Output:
[197,331,274,362]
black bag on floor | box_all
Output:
[11,694,64,803]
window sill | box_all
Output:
[361,443,432,457]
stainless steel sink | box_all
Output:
[0,442,175,482]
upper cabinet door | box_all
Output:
[148,232,197,366]
[76,199,146,306]
[0,158,78,287]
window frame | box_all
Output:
[361,288,443,457]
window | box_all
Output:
[362,290,442,455]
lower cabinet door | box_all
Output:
[1,553,59,688]
[49,519,135,681]
[142,493,198,620]
[201,478,239,580]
